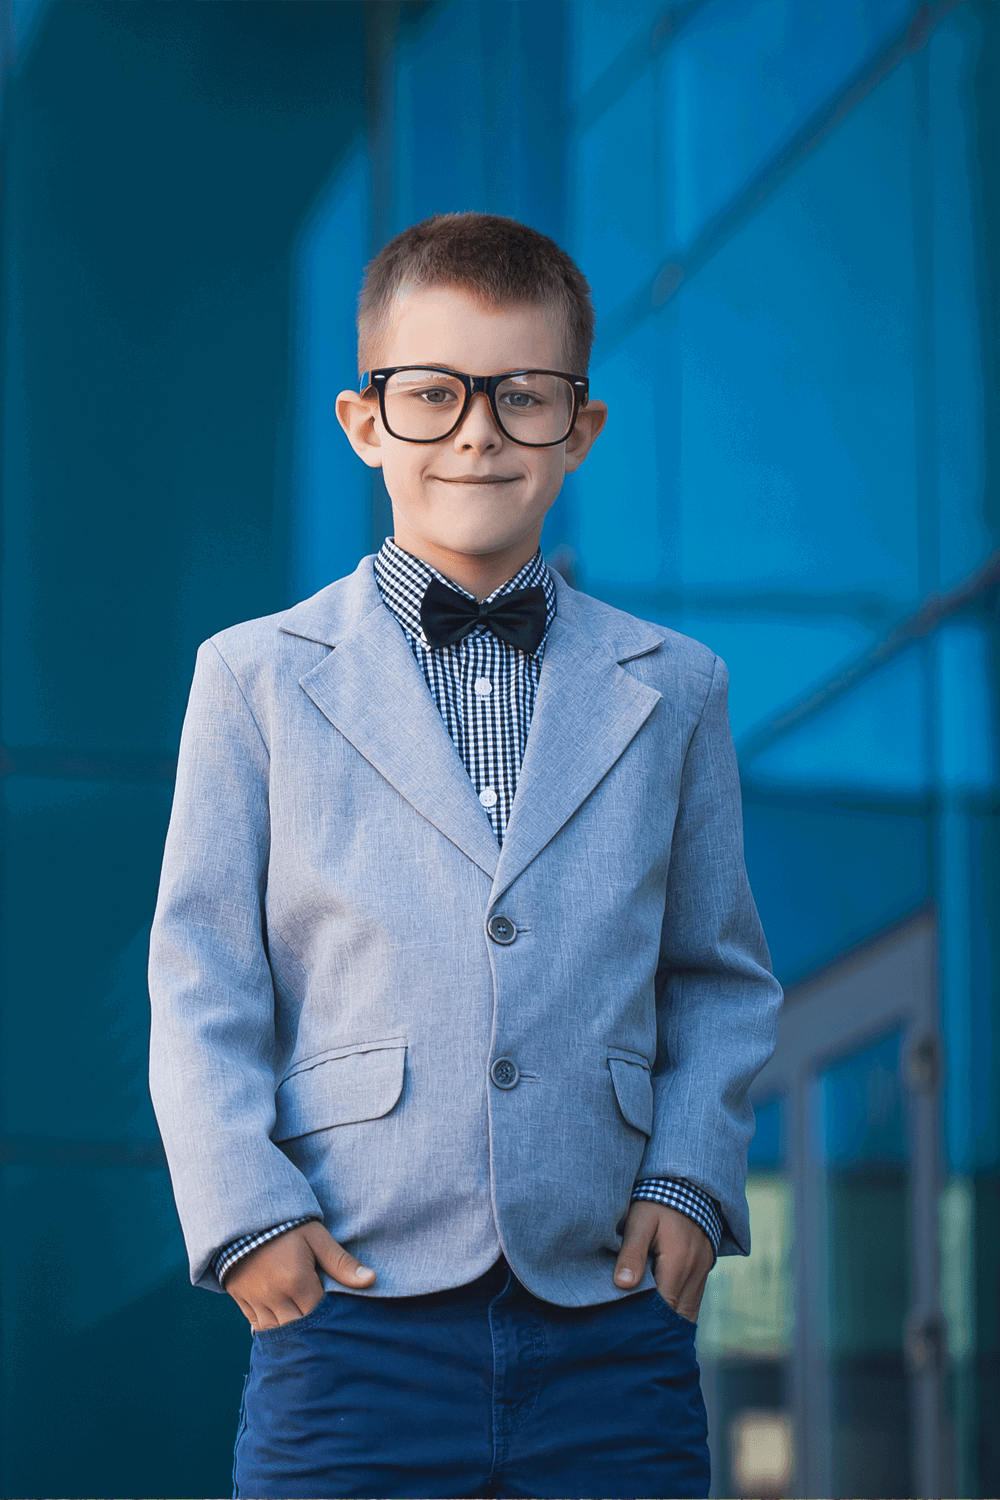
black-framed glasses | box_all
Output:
[359,366,589,447]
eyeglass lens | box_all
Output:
[382,370,575,444]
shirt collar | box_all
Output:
[374,537,556,649]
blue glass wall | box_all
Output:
[2,1,997,1495]
[0,4,368,1494]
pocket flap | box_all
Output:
[273,1039,407,1143]
[608,1055,653,1136]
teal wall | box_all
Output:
[0,4,367,1494]
[2,1,997,1495]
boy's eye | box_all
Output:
[417,386,458,405]
[499,390,543,410]
[385,370,464,406]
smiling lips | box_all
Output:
[434,474,520,484]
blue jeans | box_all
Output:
[232,1257,710,1499]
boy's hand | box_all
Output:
[225,1221,376,1331]
[612,1200,714,1322]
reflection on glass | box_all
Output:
[939,1175,975,1495]
[939,1176,973,1362]
[730,1409,794,1497]
[698,1174,794,1357]
[699,1097,794,1498]
[664,0,915,250]
[816,1030,912,1498]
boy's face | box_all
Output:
[337,285,606,590]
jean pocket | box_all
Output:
[649,1288,698,1334]
[231,1374,250,1497]
[250,1292,332,1347]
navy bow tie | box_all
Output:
[420,576,548,654]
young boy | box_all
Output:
[148,212,782,1500]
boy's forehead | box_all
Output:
[376,283,569,371]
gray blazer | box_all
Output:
[148,557,782,1306]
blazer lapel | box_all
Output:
[491,590,664,900]
[296,597,501,880]
[281,559,664,893]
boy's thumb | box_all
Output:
[306,1223,376,1288]
[613,1214,651,1289]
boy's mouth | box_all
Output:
[433,474,520,485]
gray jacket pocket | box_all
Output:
[273,1037,407,1143]
[607,1050,654,1135]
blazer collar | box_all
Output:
[277,556,384,650]
[279,558,667,889]
[278,556,665,664]
[282,559,502,879]
[490,573,665,899]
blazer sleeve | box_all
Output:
[638,653,783,1256]
[148,640,323,1290]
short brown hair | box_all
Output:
[357,212,595,375]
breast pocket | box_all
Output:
[273,1037,407,1144]
[607,1048,654,1136]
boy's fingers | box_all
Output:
[240,1293,314,1331]
[672,1281,706,1324]
[272,1294,315,1326]
[232,1294,258,1325]
[658,1254,710,1323]
[305,1222,376,1288]
[246,1300,282,1331]
[613,1210,655,1288]
[288,1273,325,1318]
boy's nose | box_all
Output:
[451,390,503,451]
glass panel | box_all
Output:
[663,0,916,251]
[668,58,922,605]
[573,68,660,314]
[742,642,929,794]
[939,1175,976,1494]
[929,16,991,590]
[815,1031,912,1498]
[700,1098,795,1498]
[935,621,1000,792]
[567,0,670,101]
[741,796,929,985]
[575,317,665,584]
[679,617,875,744]
[699,1173,794,1356]
[290,145,372,601]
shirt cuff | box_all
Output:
[211,1216,321,1286]
[630,1177,723,1259]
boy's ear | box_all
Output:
[336,390,384,469]
[563,398,608,473]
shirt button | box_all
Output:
[474,677,493,697]
[479,787,498,809]
[487,914,517,945]
[490,1057,520,1089]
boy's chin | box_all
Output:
[422,529,537,559]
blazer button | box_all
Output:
[490,1057,520,1089]
[487,914,517,945]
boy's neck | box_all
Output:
[390,531,543,600]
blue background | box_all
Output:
[1,1,997,1494]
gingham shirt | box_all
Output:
[211,541,723,1285]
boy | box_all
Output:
[149,212,782,1500]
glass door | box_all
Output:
[701,912,942,1499]
[699,1097,796,1499]
[815,1030,913,1497]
